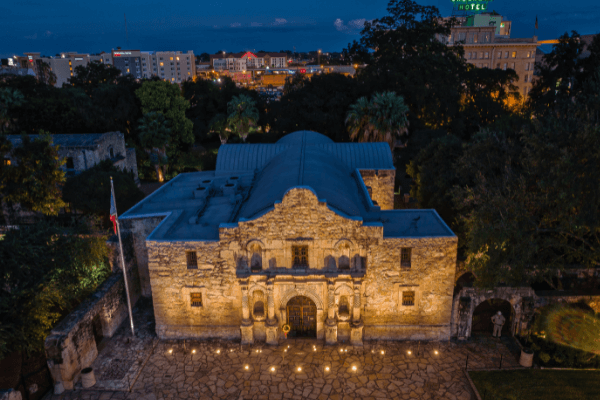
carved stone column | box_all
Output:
[350,281,364,346]
[240,282,254,344]
[325,281,338,345]
[265,280,279,345]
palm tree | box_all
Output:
[138,112,171,182]
[226,94,259,142]
[208,113,231,145]
[346,91,409,150]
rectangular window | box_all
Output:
[496,63,501,69]
[525,63,529,71]
[485,52,489,59]
[3,158,10,166]
[524,75,528,83]
[497,51,502,59]
[472,52,477,60]
[479,52,483,59]
[503,63,507,70]
[511,62,516,70]
[186,251,198,269]
[527,51,531,58]
[473,34,478,43]
[190,293,202,307]
[402,291,415,306]
[292,245,309,268]
[66,157,74,169]
[170,57,173,61]
[512,51,517,58]
[505,51,509,59]
[401,248,412,268]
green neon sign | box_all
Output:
[452,0,493,13]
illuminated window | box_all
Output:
[402,291,415,306]
[292,245,309,268]
[511,51,517,58]
[160,62,163,66]
[186,251,198,269]
[190,293,202,307]
[401,248,412,269]
[170,57,173,61]
[3,158,10,166]
[176,57,180,61]
[527,51,531,58]
[127,68,130,73]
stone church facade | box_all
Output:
[120,131,457,345]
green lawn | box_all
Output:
[469,370,600,400]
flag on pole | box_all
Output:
[535,16,539,30]
[110,180,118,234]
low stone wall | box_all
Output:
[44,266,140,391]
[0,390,21,400]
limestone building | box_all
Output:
[120,131,457,345]
[5,132,138,182]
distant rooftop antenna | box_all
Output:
[124,13,129,47]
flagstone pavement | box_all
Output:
[44,300,522,400]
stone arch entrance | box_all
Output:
[472,299,513,337]
[286,296,317,338]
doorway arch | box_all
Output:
[472,298,514,337]
[286,296,317,338]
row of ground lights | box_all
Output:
[166,347,439,356]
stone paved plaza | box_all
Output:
[44,301,521,400]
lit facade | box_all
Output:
[211,52,287,72]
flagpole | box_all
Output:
[111,177,135,337]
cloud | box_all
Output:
[24,33,37,39]
[274,18,287,25]
[230,22,241,28]
[43,30,53,37]
[334,18,367,33]
[251,22,263,27]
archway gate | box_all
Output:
[452,287,535,339]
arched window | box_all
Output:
[338,242,351,270]
[339,296,350,316]
[253,290,265,318]
[248,242,262,271]
[108,146,114,158]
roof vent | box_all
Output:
[222,182,237,197]
[194,185,209,199]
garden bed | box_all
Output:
[469,369,600,400]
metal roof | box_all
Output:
[216,130,394,172]
[6,133,106,148]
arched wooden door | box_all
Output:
[286,296,317,338]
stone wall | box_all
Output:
[363,236,457,340]
[359,169,395,210]
[0,390,21,400]
[535,292,600,313]
[119,216,166,297]
[44,267,140,390]
[146,187,457,343]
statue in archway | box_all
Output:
[491,311,506,337]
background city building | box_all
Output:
[441,13,539,98]
[211,51,287,71]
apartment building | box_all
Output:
[211,51,287,72]
[441,13,539,98]
[148,51,196,83]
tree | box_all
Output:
[227,94,259,142]
[0,87,25,133]
[269,73,366,141]
[137,112,172,181]
[135,80,194,160]
[452,72,600,288]
[1,132,66,222]
[528,31,585,116]
[345,91,409,149]
[0,221,110,357]
[62,160,144,222]
[208,113,231,144]
[34,60,57,86]
[68,61,121,93]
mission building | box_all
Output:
[120,131,457,345]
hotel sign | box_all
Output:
[452,0,493,12]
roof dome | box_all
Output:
[238,145,366,220]
[276,130,334,145]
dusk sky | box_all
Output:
[0,0,598,58]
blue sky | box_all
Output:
[0,0,598,58]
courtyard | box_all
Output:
[44,300,522,400]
